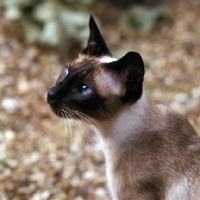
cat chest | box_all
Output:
[104,150,196,200]
[105,159,120,200]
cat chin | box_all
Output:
[50,106,83,120]
[49,107,63,118]
[52,109,69,119]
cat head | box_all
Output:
[47,15,145,121]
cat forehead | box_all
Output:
[75,54,117,65]
[67,54,116,72]
[68,55,97,70]
[99,56,117,63]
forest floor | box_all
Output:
[0,1,200,200]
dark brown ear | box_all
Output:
[106,52,145,102]
[82,15,112,57]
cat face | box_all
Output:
[47,15,145,121]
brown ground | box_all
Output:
[0,1,200,200]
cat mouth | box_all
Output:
[48,101,82,120]
[48,100,63,118]
[50,105,76,119]
[47,89,91,121]
[49,105,64,118]
[47,92,64,118]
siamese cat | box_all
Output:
[47,15,200,200]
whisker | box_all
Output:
[72,109,105,133]
[71,110,90,124]
[67,108,91,144]
[63,118,67,145]
[61,108,73,145]
[67,113,73,145]
[66,109,77,136]
[58,108,74,163]
[35,104,50,126]
[60,107,91,144]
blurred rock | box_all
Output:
[41,190,51,199]
[74,197,84,200]
[17,79,30,94]
[0,76,14,87]
[62,166,75,179]
[174,92,189,104]
[170,102,186,114]
[0,63,6,74]
[4,4,22,20]
[164,75,175,86]
[151,89,163,101]
[31,193,41,200]
[187,99,200,111]
[4,129,15,141]
[0,143,7,160]
[191,87,200,99]
[1,98,19,113]
[30,171,46,185]
[5,158,18,168]
[69,144,83,155]
[82,170,98,181]
[94,187,107,198]
[198,116,200,125]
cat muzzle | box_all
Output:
[47,87,57,104]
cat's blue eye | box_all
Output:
[79,85,92,95]
[57,68,69,84]
[63,68,68,78]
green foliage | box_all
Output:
[0,0,172,50]
[120,5,172,36]
[1,0,90,51]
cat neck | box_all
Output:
[93,91,163,147]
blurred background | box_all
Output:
[0,0,199,199]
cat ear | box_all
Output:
[106,52,145,102]
[82,15,112,57]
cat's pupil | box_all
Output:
[79,85,92,95]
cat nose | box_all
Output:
[47,88,56,103]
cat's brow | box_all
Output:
[65,62,74,69]
[63,61,98,85]
[69,60,98,75]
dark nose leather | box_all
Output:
[47,87,56,103]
